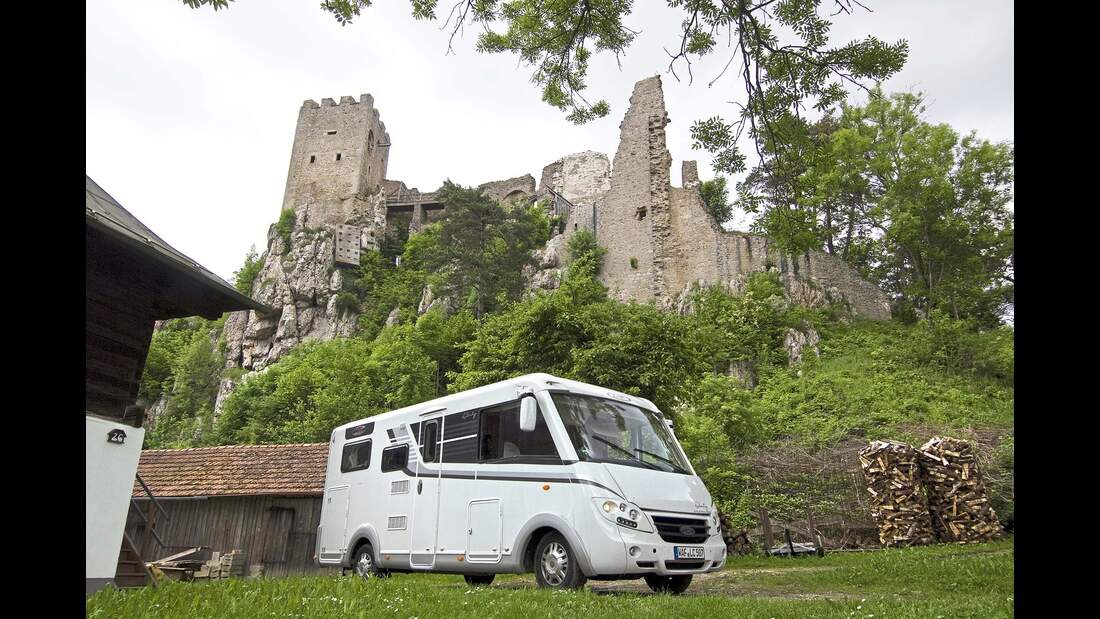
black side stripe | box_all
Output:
[400,465,624,499]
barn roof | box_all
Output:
[134,443,328,498]
[86,175,271,318]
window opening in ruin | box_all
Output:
[326,130,337,135]
[309,155,316,163]
[635,205,647,220]
[336,153,342,161]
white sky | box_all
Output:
[86,0,1013,282]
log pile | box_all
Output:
[918,437,1004,543]
[859,440,935,547]
[717,510,753,555]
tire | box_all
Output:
[533,532,587,589]
[463,574,496,587]
[644,573,692,595]
[352,543,389,581]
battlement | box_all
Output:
[283,90,392,223]
[301,94,376,110]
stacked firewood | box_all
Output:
[717,510,753,555]
[859,440,935,547]
[918,437,1004,543]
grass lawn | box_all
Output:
[87,538,1013,618]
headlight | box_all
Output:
[591,497,653,533]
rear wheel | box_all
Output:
[534,532,587,590]
[352,544,389,581]
[644,574,692,594]
[463,574,496,587]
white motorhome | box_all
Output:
[317,373,726,593]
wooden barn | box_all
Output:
[127,443,337,578]
[86,175,269,594]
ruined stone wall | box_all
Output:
[538,151,611,241]
[665,173,890,319]
[544,75,891,319]
[596,76,669,303]
[281,95,390,228]
[479,174,536,203]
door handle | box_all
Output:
[417,479,423,495]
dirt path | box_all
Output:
[496,568,856,600]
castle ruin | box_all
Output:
[537,76,891,320]
[216,77,890,410]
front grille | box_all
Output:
[651,515,709,543]
[664,560,705,570]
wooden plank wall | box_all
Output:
[127,495,337,577]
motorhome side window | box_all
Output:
[381,444,408,472]
[340,439,372,473]
[419,420,440,463]
[479,400,558,462]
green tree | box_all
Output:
[232,244,263,296]
[184,0,907,174]
[840,91,1013,324]
[741,90,1014,325]
[691,273,789,374]
[410,308,479,395]
[138,317,208,405]
[428,181,546,318]
[212,336,436,444]
[145,322,223,447]
[699,176,733,225]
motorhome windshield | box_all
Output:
[550,393,691,475]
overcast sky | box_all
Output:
[86,0,1013,282]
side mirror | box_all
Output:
[519,397,538,432]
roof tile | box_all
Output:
[133,443,328,498]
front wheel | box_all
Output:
[463,574,495,587]
[352,544,389,581]
[644,573,692,594]
[534,532,587,589]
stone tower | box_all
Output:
[281,94,391,227]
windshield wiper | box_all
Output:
[589,435,662,471]
[632,447,686,473]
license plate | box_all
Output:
[674,546,704,559]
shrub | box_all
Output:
[232,245,263,296]
[212,336,436,445]
[334,291,361,316]
[276,208,295,247]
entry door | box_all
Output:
[319,486,349,560]
[409,417,442,568]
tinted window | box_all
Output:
[420,420,439,463]
[443,435,479,463]
[381,444,408,472]
[479,399,559,462]
[345,421,374,440]
[341,440,372,473]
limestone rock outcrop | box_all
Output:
[784,325,821,367]
[221,192,387,374]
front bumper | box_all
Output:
[615,530,727,575]
[584,508,727,576]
